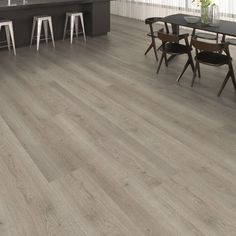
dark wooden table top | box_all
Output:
[162,13,236,37]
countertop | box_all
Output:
[0,0,109,10]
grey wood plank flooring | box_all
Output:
[0,15,236,235]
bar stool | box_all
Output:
[0,19,16,55]
[30,15,55,51]
[63,12,86,44]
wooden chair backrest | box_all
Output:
[157,29,189,43]
[145,17,170,35]
[191,37,228,52]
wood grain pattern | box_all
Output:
[0,15,236,235]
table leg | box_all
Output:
[222,34,226,42]
[167,24,180,63]
[171,24,179,35]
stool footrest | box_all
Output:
[64,30,84,36]
[32,36,53,40]
[0,44,13,49]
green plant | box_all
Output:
[192,0,213,7]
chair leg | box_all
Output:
[8,22,16,56]
[197,62,201,78]
[5,25,11,50]
[30,17,36,48]
[177,59,190,82]
[79,13,86,43]
[218,71,231,96]
[145,40,158,60]
[144,43,153,55]
[229,62,236,90]
[152,38,158,61]
[36,19,42,51]
[191,61,198,87]
[164,53,168,67]
[188,52,195,72]
[63,14,68,40]
[48,18,55,48]
[156,53,165,74]
[43,20,48,43]
[167,55,176,64]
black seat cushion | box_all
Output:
[160,43,190,55]
[196,51,229,66]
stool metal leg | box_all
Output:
[70,15,75,44]
[9,22,16,55]
[63,14,68,41]
[5,25,11,50]
[48,18,55,48]
[43,20,48,43]
[30,17,36,47]
[75,16,79,38]
[37,19,42,51]
[79,14,86,42]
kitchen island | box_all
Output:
[0,0,110,47]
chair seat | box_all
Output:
[195,32,218,40]
[160,43,190,54]
[196,51,229,66]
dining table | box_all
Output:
[161,13,236,40]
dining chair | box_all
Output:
[156,29,194,82]
[191,37,236,96]
[192,31,221,78]
[144,17,169,61]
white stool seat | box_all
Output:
[0,19,16,55]
[30,15,55,51]
[66,12,82,17]
[34,15,51,19]
[63,12,86,44]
